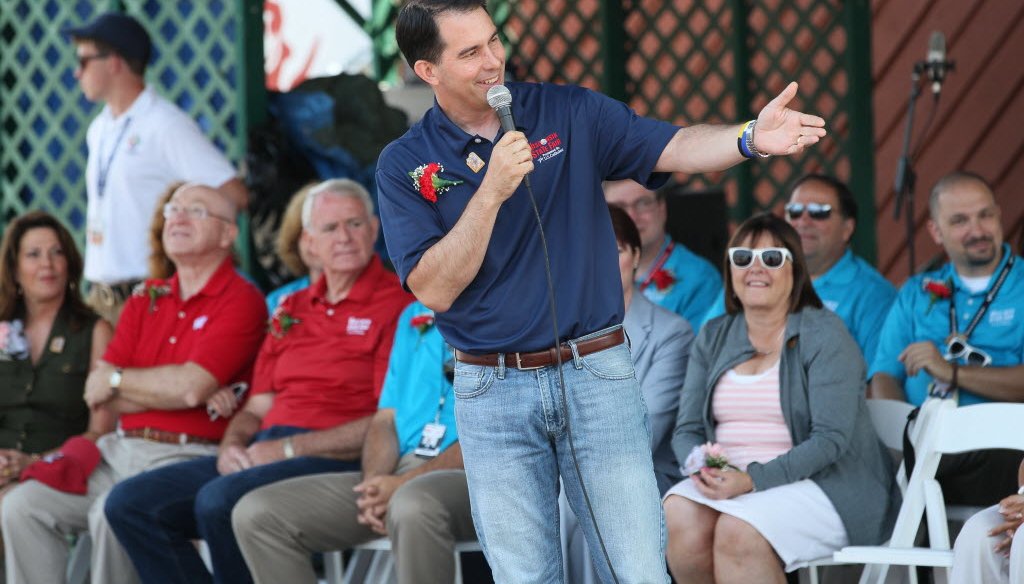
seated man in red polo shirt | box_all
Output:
[1,183,267,584]
[102,179,413,584]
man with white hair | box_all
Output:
[2,184,266,584]
[102,179,412,584]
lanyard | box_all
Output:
[97,116,132,199]
[638,240,675,291]
[948,253,1015,340]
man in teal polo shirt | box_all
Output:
[699,174,895,364]
[604,179,721,327]
[869,171,1024,505]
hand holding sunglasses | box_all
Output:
[784,202,832,220]
[728,247,793,270]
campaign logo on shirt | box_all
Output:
[193,315,209,330]
[347,317,372,336]
[126,134,141,153]
[530,133,564,164]
[989,308,1016,326]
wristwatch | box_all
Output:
[109,368,124,397]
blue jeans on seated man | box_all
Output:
[103,425,359,584]
[454,327,669,584]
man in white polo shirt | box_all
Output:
[65,12,246,323]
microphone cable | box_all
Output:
[520,173,622,584]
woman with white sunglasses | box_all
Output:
[663,213,899,583]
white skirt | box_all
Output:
[664,477,849,572]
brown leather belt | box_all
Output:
[455,328,625,370]
[119,427,218,446]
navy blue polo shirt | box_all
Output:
[376,82,678,353]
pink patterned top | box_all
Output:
[711,359,793,471]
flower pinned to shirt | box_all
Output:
[410,313,435,335]
[268,307,301,339]
[408,163,463,203]
[650,268,677,292]
[922,277,953,313]
[132,281,172,313]
[682,442,738,476]
[0,319,29,361]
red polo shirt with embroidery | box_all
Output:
[254,256,413,430]
[104,258,268,440]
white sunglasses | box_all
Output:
[728,247,793,270]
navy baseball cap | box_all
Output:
[63,12,152,64]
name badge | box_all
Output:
[414,423,447,458]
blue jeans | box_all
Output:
[104,426,358,584]
[454,328,669,584]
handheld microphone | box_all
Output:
[486,85,516,133]
[924,31,954,96]
[486,84,531,189]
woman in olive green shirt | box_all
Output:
[0,211,114,487]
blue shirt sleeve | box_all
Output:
[867,283,914,385]
[376,144,449,288]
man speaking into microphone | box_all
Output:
[376,1,825,582]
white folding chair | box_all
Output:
[834,400,1024,584]
[801,398,918,584]
[322,538,482,584]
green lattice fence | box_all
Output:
[0,0,263,251]
[368,0,877,260]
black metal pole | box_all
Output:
[893,69,922,274]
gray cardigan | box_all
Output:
[624,293,694,494]
[671,307,900,546]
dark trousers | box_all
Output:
[934,449,1021,506]
[104,425,358,584]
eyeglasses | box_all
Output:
[944,336,992,367]
[728,247,793,270]
[785,202,833,221]
[77,53,110,70]
[613,196,659,215]
[163,202,234,223]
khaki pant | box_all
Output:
[85,285,130,326]
[1,433,217,584]
[232,453,475,584]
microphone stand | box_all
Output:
[893,66,923,274]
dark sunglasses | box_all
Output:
[728,247,793,270]
[785,202,833,220]
[944,336,992,367]
[77,53,110,69]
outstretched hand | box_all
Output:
[754,82,827,156]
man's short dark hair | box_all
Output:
[928,171,994,220]
[790,173,858,221]
[396,0,488,68]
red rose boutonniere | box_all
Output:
[922,277,953,313]
[410,314,435,334]
[408,163,463,203]
[650,268,676,292]
[268,307,301,339]
[132,281,172,312]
